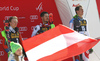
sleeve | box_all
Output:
[2,37,10,53]
[87,20,90,36]
[69,18,74,30]
[8,53,16,61]
[95,37,100,40]
[31,25,40,37]
[85,19,90,36]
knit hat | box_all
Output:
[10,42,22,53]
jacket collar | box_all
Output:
[9,26,16,33]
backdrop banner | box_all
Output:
[0,0,62,61]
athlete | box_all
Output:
[31,11,55,37]
[69,5,93,61]
[1,16,23,57]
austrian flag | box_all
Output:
[22,24,99,61]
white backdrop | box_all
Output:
[55,0,100,61]
[86,0,100,61]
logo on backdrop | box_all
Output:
[31,26,36,30]
[0,39,2,44]
[0,51,4,56]
[0,6,19,11]
[18,17,26,19]
[5,16,12,20]
[73,4,80,7]
[0,28,2,32]
[67,0,90,17]
[5,16,25,20]
[19,27,28,31]
[36,2,43,12]
[30,15,38,22]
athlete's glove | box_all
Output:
[8,51,11,57]
[89,48,93,54]
[31,25,40,37]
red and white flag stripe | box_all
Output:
[22,24,99,61]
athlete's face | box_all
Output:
[77,7,84,16]
[41,13,49,24]
[9,19,18,28]
[15,48,22,56]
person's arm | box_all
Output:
[1,30,10,53]
[69,18,74,29]
[31,25,40,37]
[85,19,90,36]
[2,37,10,53]
[95,37,100,40]
[8,53,16,61]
